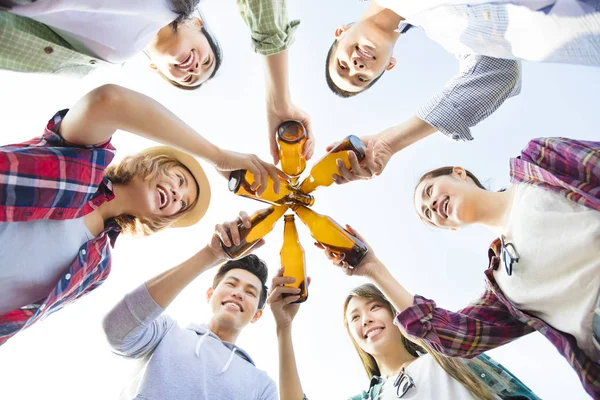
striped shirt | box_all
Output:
[396,137,600,398]
[0,110,120,346]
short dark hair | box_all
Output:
[325,40,385,98]
[162,6,223,91]
[212,255,269,309]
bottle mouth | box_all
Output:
[228,170,245,192]
[347,135,367,161]
[277,121,306,144]
[284,214,295,221]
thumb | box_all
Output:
[345,224,366,243]
[270,136,280,164]
[325,141,339,152]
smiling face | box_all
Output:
[328,23,396,94]
[345,296,404,357]
[414,167,484,229]
[128,164,199,219]
[147,18,217,88]
[207,269,264,332]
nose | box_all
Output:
[171,188,181,203]
[352,57,366,70]
[362,315,373,326]
[231,290,244,301]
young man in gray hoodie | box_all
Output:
[102,211,293,400]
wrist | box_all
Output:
[367,260,389,283]
[276,324,293,336]
[200,246,225,269]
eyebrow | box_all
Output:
[347,299,376,318]
[225,276,259,294]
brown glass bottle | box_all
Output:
[280,215,308,303]
[299,135,366,194]
[220,205,289,259]
[277,121,307,186]
[229,170,314,207]
[292,205,368,268]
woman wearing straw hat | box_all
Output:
[0,83,283,346]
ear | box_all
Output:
[334,24,350,39]
[250,309,263,324]
[206,287,214,304]
[452,166,467,180]
[148,63,159,72]
[193,17,204,28]
[386,57,397,71]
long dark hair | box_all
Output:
[343,284,505,400]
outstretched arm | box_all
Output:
[267,269,308,400]
[331,56,521,184]
[58,84,285,193]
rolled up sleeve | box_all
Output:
[416,54,521,142]
[237,0,300,56]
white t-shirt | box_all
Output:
[380,356,477,399]
[13,0,178,63]
[0,217,94,315]
[493,183,600,361]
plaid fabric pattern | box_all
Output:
[510,137,600,211]
[0,11,108,76]
[0,110,120,346]
[396,137,600,398]
[416,54,521,142]
[349,353,540,400]
[237,0,300,56]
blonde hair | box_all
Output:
[104,153,198,235]
[343,284,507,400]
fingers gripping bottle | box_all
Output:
[220,205,289,259]
[228,170,314,206]
[292,205,368,268]
[298,135,366,195]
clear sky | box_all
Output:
[0,1,599,399]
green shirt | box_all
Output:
[349,354,541,400]
[0,0,299,76]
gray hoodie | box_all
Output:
[102,284,277,400]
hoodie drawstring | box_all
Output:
[194,328,211,358]
[220,347,238,374]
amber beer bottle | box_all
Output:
[220,205,289,259]
[280,215,308,303]
[277,121,307,186]
[292,205,368,268]
[299,135,366,194]
[229,170,314,207]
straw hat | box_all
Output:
[140,146,211,228]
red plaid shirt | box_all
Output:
[397,137,600,398]
[0,110,120,346]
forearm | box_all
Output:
[378,116,436,154]
[368,262,415,312]
[276,326,305,400]
[146,246,222,309]
[62,84,222,165]
[264,50,292,111]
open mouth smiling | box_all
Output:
[222,300,244,312]
[363,326,384,340]
[157,185,169,210]
[356,45,376,61]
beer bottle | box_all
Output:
[292,205,368,268]
[299,135,366,194]
[221,205,289,259]
[277,121,307,186]
[280,215,308,303]
[229,170,314,207]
